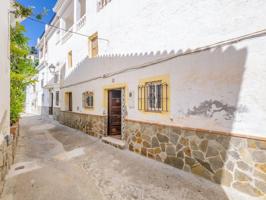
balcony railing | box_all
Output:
[62,25,74,44]
[76,15,86,31]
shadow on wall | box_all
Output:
[57,45,265,198]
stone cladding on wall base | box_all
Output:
[58,111,107,138]
[53,107,60,121]
[0,123,19,193]
[124,119,266,198]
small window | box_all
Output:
[56,91,59,106]
[89,33,98,58]
[138,81,168,112]
[41,79,44,87]
[82,91,94,108]
[68,50,73,67]
[42,93,45,103]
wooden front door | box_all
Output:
[69,92,72,111]
[108,90,122,136]
[49,92,53,115]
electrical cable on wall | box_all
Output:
[60,28,266,89]
[27,16,110,42]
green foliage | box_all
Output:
[12,2,32,18]
[10,2,48,124]
[10,23,37,124]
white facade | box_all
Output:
[30,0,266,139]
[0,0,10,141]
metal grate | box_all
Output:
[138,82,168,112]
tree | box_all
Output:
[10,23,37,124]
[10,2,48,124]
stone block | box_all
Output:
[252,151,266,163]
[233,182,263,197]
[234,169,252,182]
[165,145,176,156]
[179,137,189,146]
[192,150,205,161]
[169,132,179,145]
[237,161,252,172]
[206,146,219,158]
[164,156,184,169]
[189,140,199,151]
[255,180,266,193]
[208,156,224,171]
[157,133,169,143]
[213,169,233,186]
[151,137,160,148]
[191,164,212,181]
[255,164,266,174]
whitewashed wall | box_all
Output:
[0,0,10,140]
[35,0,266,138]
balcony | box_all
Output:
[62,25,74,44]
[58,0,86,44]
[76,14,86,31]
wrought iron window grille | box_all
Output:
[82,91,94,108]
[138,81,168,112]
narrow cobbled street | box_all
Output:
[0,115,256,200]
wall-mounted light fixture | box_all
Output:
[48,64,56,74]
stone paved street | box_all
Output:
[0,115,258,200]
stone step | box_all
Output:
[101,137,126,150]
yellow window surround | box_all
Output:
[68,50,73,68]
[89,32,98,58]
[138,74,170,116]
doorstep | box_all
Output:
[101,137,126,150]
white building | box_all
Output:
[27,0,266,197]
[0,0,10,139]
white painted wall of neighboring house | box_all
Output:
[0,0,10,141]
[31,0,266,138]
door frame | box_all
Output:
[107,89,122,137]
[49,92,54,115]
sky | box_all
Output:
[17,0,57,47]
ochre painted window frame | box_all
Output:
[82,91,94,109]
[89,32,98,58]
[68,50,73,68]
[138,75,170,116]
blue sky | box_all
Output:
[17,0,57,47]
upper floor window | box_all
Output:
[68,50,73,67]
[82,91,94,109]
[138,81,168,112]
[89,33,98,58]
[97,0,111,12]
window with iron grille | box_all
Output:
[138,81,168,112]
[82,91,94,108]
[56,91,59,106]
